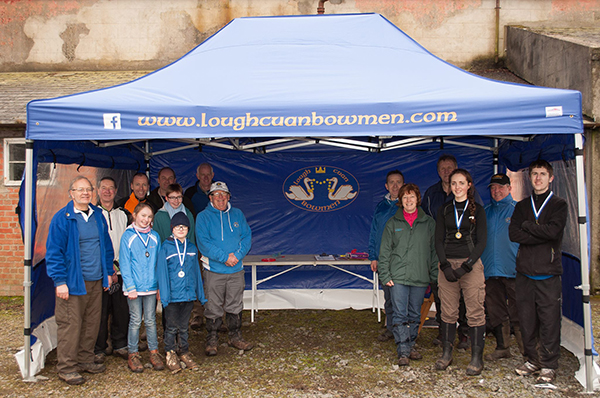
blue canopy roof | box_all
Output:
[26,13,583,141]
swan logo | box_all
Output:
[283,166,359,212]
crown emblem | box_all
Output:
[315,166,326,173]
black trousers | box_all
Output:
[485,277,519,329]
[95,275,130,353]
[516,273,562,369]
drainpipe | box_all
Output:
[495,0,501,64]
[317,0,328,14]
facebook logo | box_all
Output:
[103,113,121,129]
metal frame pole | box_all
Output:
[574,133,594,393]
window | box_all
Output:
[3,138,51,186]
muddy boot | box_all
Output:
[180,352,199,370]
[435,322,456,371]
[128,352,144,373]
[513,325,525,356]
[166,350,182,374]
[466,325,485,376]
[149,350,165,371]
[205,317,221,356]
[227,312,254,351]
[485,320,512,361]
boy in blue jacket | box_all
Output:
[157,212,207,373]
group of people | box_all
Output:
[45,155,567,386]
[46,163,253,385]
[371,155,567,384]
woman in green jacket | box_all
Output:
[378,183,438,366]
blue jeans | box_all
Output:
[127,294,158,353]
[390,284,427,357]
[163,301,194,353]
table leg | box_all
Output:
[251,264,256,323]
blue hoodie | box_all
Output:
[195,202,252,274]
[156,237,207,308]
[481,193,518,279]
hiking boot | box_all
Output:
[536,368,556,384]
[190,316,204,331]
[409,349,422,360]
[58,372,85,385]
[397,356,410,366]
[515,361,541,376]
[166,350,182,374]
[94,352,106,364]
[113,347,129,360]
[229,336,254,351]
[149,350,165,371]
[128,352,144,373]
[79,362,106,374]
[179,352,199,370]
[378,329,394,342]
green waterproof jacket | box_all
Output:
[378,207,438,287]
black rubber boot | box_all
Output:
[205,317,221,356]
[466,325,485,376]
[485,321,511,361]
[226,312,253,351]
[435,322,456,371]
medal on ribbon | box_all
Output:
[454,199,468,240]
[176,238,187,278]
[531,191,553,225]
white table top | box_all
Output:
[243,254,370,266]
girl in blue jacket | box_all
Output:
[156,212,207,373]
[119,203,164,373]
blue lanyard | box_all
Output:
[531,191,553,223]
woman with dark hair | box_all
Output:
[378,183,438,366]
[434,169,487,375]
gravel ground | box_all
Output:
[1,296,599,397]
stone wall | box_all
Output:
[1,0,600,71]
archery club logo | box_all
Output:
[283,166,359,212]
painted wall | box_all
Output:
[1,0,600,71]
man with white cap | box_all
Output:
[195,181,252,356]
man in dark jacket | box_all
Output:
[509,160,568,384]
[184,162,214,216]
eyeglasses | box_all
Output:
[173,225,188,230]
[71,187,94,193]
[167,195,183,201]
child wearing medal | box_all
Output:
[434,169,487,376]
[156,212,207,374]
[119,202,164,373]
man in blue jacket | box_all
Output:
[46,176,114,385]
[196,181,252,356]
[480,174,523,361]
[368,170,404,341]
